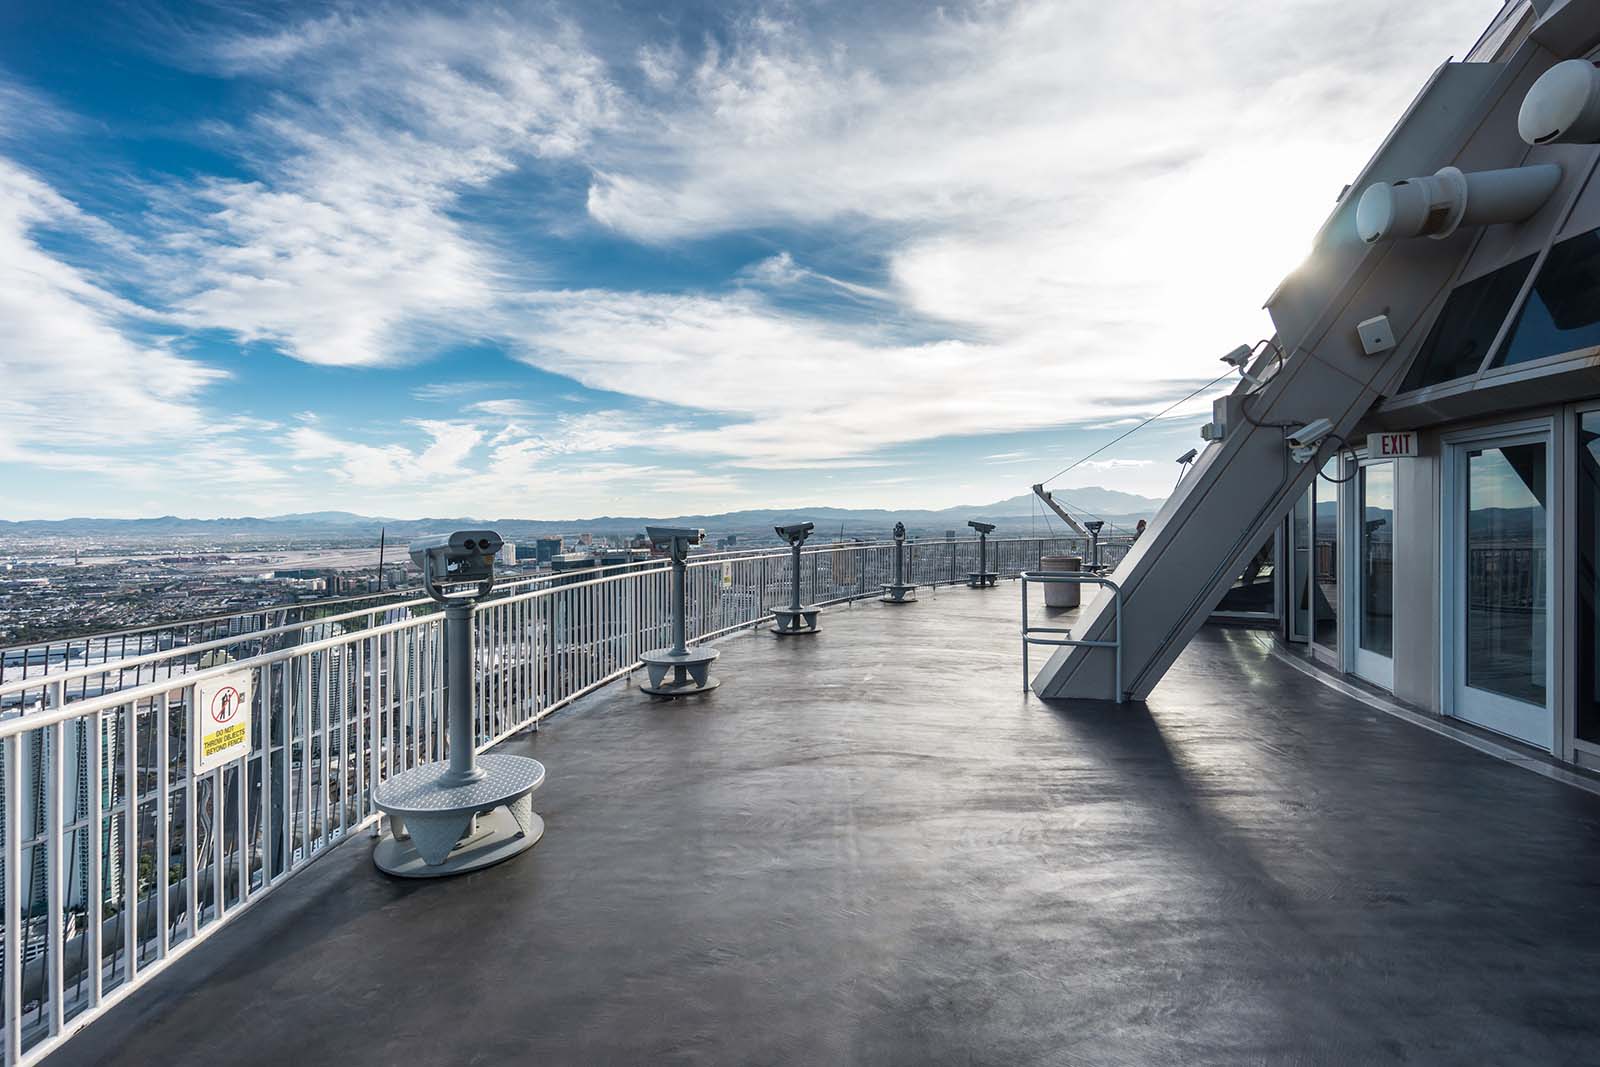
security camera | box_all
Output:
[1175,448,1198,465]
[1221,343,1265,388]
[775,521,815,545]
[1286,418,1334,463]
[1220,344,1253,369]
[409,530,503,600]
[967,520,996,535]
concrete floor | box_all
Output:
[45,583,1600,1065]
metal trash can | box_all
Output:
[1038,555,1082,608]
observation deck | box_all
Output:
[32,579,1600,1066]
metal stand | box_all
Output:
[880,522,917,604]
[373,597,545,877]
[771,526,821,635]
[967,526,997,588]
[641,530,719,697]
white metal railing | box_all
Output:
[1019,571,1125,703]
[0,534,1108,1064]
[0,556,681,712]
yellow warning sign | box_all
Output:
[203,723,247,758]
[195,669,253,773]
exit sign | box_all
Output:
[1368,431,1417,458]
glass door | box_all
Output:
[1449,433,1552,749]
[1289,488,1312,642]
[1577,412,1600,745]
[1213,532,1279,619]
[1352,460,1395,689]
[1311,456,1340,664]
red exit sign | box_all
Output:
[1367,431,1417,458]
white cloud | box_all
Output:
[160,10,622,367]
[0,160,223,465]
[1074,459,1154,471]
[0,1,1502,518]
[288,420,484,488]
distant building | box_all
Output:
[498,542,517,566]
[535,537,562,564]
[579,532,593,546]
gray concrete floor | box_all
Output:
[45,583,1600,1065]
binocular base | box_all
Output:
[770,605,822,635]
[967,572,998,588]
[640,646,720,698]
[372,754,545,878]
[879,583,918,604]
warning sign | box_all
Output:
[195,669,253,774]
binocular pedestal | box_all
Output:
[771,538,822,636]
[967,530,997,588]
[372,599,544,878]
[640,538,720,698]
[771,606,823,634]
[372,755,545,877]
[880,529,917,604]
[639,646,720,697]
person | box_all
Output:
[1133,519,1147,541]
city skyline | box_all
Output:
[1,1,1496,520]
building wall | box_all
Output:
[1391,438,1441,712]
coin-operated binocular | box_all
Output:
[880,521,917,604]
[372,530,545,878]
[770,521,821,636]
[1084,519,1105,569]
[967,520,998,588]
[639,526,720,697]
[409,530,502,600]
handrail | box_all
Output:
[0,537,1105,703]
[0,532,1108,1064]
[1020,571,1124,703]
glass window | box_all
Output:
[1578,414,1600,741]
[1399,255,1536,392]
[1465,443,1547,706]
[1313,457,1339,651]
[1215,534,1276,615]
[1291,488,1312,640]
[1359,463,1394,658]
[1492,229,1600,369]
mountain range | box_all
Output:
[0,487,1163,541]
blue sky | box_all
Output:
[0,0,1495,520]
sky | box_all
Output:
[0,0,1500,520]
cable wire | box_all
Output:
[1039,370,1234,487]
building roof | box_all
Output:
[45,583,1600,1064]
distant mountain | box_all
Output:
[975,487,1164,518]
[0,486,1164,542]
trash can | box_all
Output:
[1038,555,1083,608]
